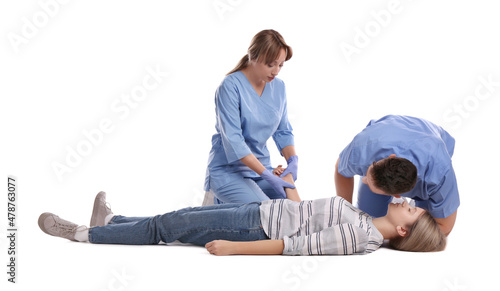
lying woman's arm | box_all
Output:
[280,172,301,202]
[205,240,284,256]
[204,171,299,256]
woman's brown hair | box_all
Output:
[227,29,293,75]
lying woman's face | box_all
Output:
[387,200,426,228]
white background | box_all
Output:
[1,1,499,290]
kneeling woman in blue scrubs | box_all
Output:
[204,29,298,204]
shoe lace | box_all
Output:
[50,217,81,235]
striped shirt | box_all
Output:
[259,196,384,255]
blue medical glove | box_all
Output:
[261,169,296,198]
[280,155,298,181]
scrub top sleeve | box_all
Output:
[282,224,369,255]
[272,98,294,154]
[439,127,456,157]
[421,167,460,219]
[216,80,252,163]
[337,142,362,178]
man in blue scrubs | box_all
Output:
[335,115,459,235]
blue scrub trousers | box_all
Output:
[356,178,393,218]
[212,177,285,204]
[89,202,269,245]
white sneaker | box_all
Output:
[38,212,85,241]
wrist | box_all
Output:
[260,169,272,178]
[227,241,238,255]
[287,155,298,164]
[240,154,267,175]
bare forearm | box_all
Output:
[282,173,301,202]
[335,174,354,203]
[233,240,284,255]
[435,211,457,236]
[206,240,284,256]
[280,145,296,161]
[335,158,354,203]
[240,154,266,175]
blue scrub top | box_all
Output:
[338,115,460,218]
[205,71,294,191]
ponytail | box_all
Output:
[227,54,249,76]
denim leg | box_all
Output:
[89,202,268,246]
[356,178,392,218]
[109,202,247,224]
[212,178,271,204]
[109,215,149,224]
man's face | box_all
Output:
[361,159,401,198]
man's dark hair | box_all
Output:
[371,157,417,195]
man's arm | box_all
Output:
[335,158,355,203]
[205,240,284,256]
[435,210,457,236]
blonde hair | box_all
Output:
[389,211,447,252]
[227,29,293,75]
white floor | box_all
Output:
[2,1,500,290]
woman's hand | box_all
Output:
[205,240,235,256]
[260,169,295,198]
[279,155,298,181]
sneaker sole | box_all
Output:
[90,191,106,227]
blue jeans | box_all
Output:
[212,177,284,204]
[89,202,269,245]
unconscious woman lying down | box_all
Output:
[38,169,446,255]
